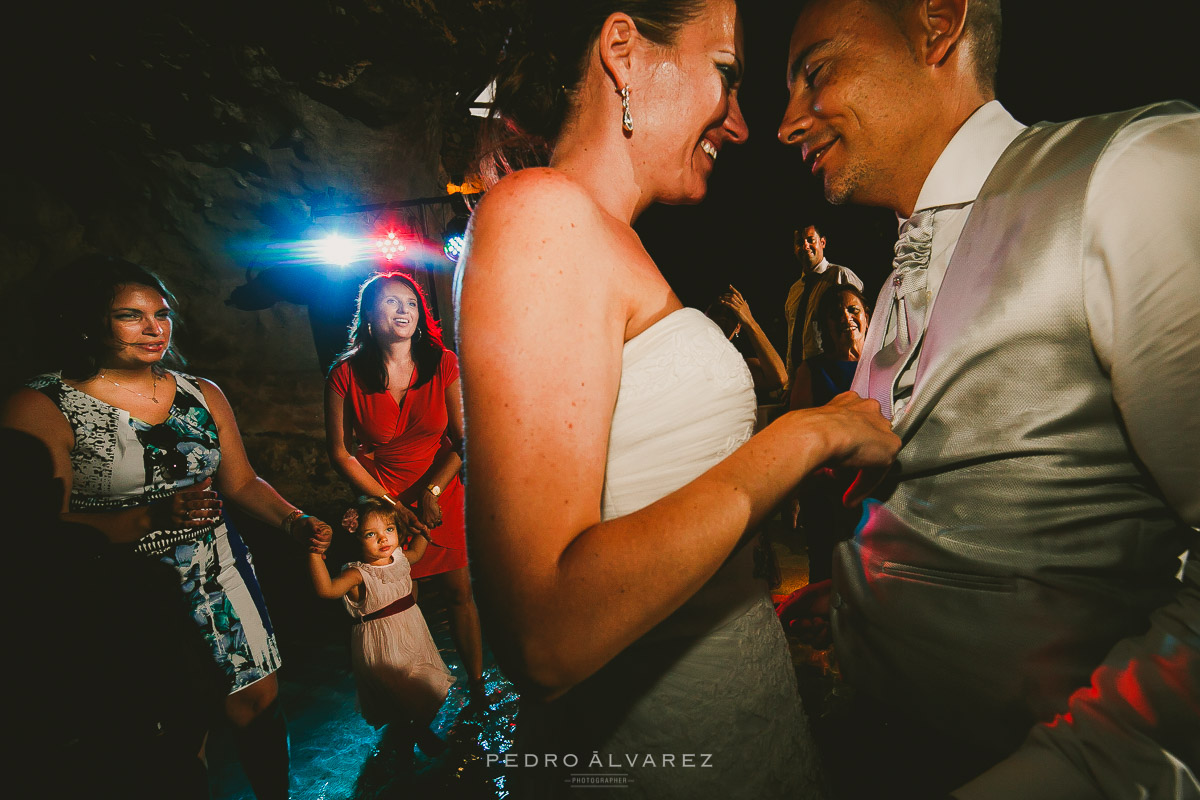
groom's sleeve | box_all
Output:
[953,111,1200,800]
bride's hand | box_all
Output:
[813,392,900,471]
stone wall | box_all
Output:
[1,0,517,507]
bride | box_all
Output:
[455,1,899,795]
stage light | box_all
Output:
[444,234,465,262]
[377,230,407,261]
[316,234,361,267]
[443,216,468,262]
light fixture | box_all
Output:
[443,215,468,262]
[376,230,407,261]
[316,234,361,267]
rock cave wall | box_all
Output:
[1,0,517,506]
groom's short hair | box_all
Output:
[796,0,1003,93]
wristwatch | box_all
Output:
[425,483,442,498]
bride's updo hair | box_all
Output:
[479,0,712,186]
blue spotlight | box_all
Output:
[443,215,469,262]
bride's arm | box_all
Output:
[457,169,897,700]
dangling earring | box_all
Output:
[620,85,633,133]
[366,322,373,337]
[415,327,423,341]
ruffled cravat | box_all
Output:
[867,208,936,419]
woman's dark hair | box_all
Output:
[478,0,713,186]
[50,254,186,380]
[816,283,871,348]
[330,271,445,393]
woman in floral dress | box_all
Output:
[2,254,332,800]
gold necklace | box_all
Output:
[99,371,159,404]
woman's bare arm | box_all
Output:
[416,377,464,528]
[323,383,392,499]
[721,285,787,391]
[790,362,815,410]
[199,379,331,549]
[458,170,899,700]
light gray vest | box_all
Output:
[833,102,1196,755]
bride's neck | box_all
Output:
[552,126,644,224]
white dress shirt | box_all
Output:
[888,101,1026,415]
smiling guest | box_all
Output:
[1,254,333,800]
[786,284,872,583]
[456,0,899,796]
[790,284,871,411]
[324,270,485,701]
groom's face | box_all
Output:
[777,0,927,210]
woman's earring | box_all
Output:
[415,327,422,341]
[366,322,373,336]
[620,85,633,133]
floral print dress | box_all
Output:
[31,371,282,694]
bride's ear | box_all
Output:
[597,12,638,93]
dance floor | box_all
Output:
[207,514,814,799]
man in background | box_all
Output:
[784,223,863,388]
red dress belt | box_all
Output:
[353,593,415,624]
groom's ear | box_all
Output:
[915,0,969,69]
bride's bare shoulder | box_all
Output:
[461,168,625,308]
[472,168,601,235]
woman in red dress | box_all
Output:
[324,271,484,699]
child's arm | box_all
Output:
[404,530,430,565]
[308,552,365,603]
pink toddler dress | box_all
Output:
[342,555,455,725]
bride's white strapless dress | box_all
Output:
[516,308,825,798]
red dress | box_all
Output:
[328,351,466,578]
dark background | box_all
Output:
[639,2,1199,351]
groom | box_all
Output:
[777,0,1199,797]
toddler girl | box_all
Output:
[308,496,455,752]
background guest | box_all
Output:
[1,254,333,800]
[4,427,218,800]
[787,284,872,583]
[790,285,871,411]
[324,270,485,701]
[784,223,864,387]
[708,284,789,396]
